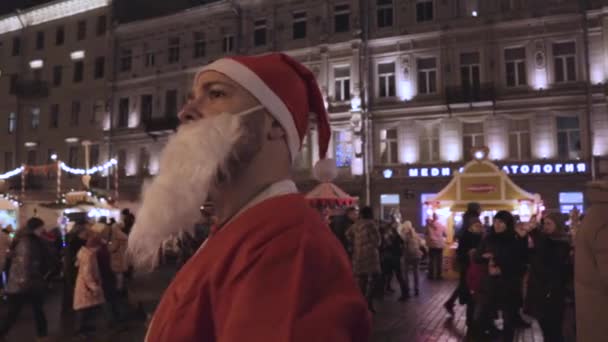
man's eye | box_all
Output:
[209,90,226,99]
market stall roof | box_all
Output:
[305,182,358,207]
[428,159,540,212]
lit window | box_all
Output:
[380,194,400,221]
[334,66,351,101]
[378,62,396,98]
[559,192,584,214]
[334,131,353,168]
[556,116,581,159]
[378,128,398,165]
[508,119,531,160]
[419,125,439,163]
[30,108,40,129]
[462,122,484,159]
[8,112,16,133]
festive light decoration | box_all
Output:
[0,193,23,207]
[0,167,24,180]
[60,159,117,175]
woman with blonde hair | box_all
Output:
[399,220,425,296]
[73,232,106,336]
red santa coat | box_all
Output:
[146,193,371,342]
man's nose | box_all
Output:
[178,102,204,123]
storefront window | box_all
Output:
[380,194,400,221]
[559,192,583,214]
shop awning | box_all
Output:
[305,182,358,207]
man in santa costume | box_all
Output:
[127,53,371,342]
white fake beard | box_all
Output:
[127,113,243,272]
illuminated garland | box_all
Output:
[0,166,25,180]
[59,159,118,175]
[0,193,23,207]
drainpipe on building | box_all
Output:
[580,0,596,180]
[14,10,27,171]
[359,0,371,206]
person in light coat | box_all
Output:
[399,220,426,296]
[73,233,105,335]
[106,222,128,291]
[575,180,608,342]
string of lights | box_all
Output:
[0,159,117,179]
[59,158,117,175]
[0,166,25,180]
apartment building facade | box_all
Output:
[0,0,113,199]
[3,0,608,224]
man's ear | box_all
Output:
[268,119,286,141]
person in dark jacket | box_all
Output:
[445,203,481,316]
[121,209,135,236]
[0,218,50,340]
[525,213,572,342]
[473,211,526,341]
[456,218,484,329]
[381,223,408,301]
[330,207,358,257]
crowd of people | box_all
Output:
[329,201,582,342]
[0,209,136,341]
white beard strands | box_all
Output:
[128,113,243,272]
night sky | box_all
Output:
[0,0,221,22]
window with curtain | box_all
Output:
[462,122,484,159]
[419,124,439,163]
[378,128,398,164]
[508,119,531,160]
[556,116,580,159]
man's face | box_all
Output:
[128,71,271,272]
[346,209,359,222]
[181,71,267,186]
[493,218,507,233]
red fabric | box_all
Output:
[466,262,485,294]
[146,194,370,342]
[229,54,330,159]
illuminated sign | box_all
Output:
[406,162,588,178]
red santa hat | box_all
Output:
[199,53,331,165]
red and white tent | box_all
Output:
[305,182,358,208]
[305,159,358,209]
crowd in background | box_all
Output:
[0,209,135,341]
[329,201,581,342]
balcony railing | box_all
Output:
[15,80,49,98]
[143,116,179,133]
[445,83,495,104]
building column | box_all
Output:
[398,121,419,164]
[485,116,508,160]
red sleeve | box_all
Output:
[215,225,370,342]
